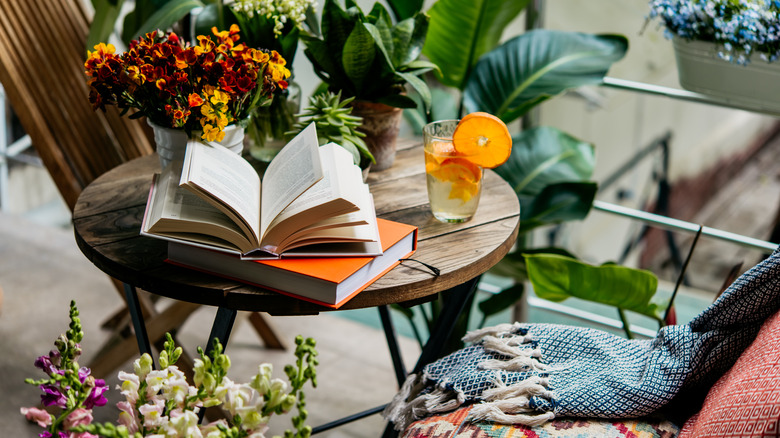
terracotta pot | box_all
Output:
[350,100,403,171]
[148,120,244,169]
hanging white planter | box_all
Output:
[673,38,780,114]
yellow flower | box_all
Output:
[215,114,230,129]
[126,65,145,85]
[202,85,217,99]
[194,35,215,56]
[200,102,217,122]
[210,89,230,106]
[202,124,225,142]
[88,42,115,59]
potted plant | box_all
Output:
[231,0,316,162]
[288,90,375,176]
[84,25,290,168]
[301,0,437,170]
[647,0,780,111]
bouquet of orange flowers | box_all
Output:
[85,25,290,142]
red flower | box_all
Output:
[188,93,204,107]
[85,26,288,141]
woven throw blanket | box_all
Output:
[384,248,780,431]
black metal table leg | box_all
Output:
[123,283,153,363]
[206,307,238,355]
[380,275,482,438]
[379,305,407,386]
[411,275,480,373]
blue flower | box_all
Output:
[648,0,780,64]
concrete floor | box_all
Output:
[0,211,421,437]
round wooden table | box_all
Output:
[73,140,519,433]
[73,141,520,316]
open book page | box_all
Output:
[259,143,369,253]
[259,123,322,235]
[276,188,378,251]
[180,140,262,246]
[142,166,253,253]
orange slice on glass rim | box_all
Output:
[452,112,512,168]
[437,158,482,183]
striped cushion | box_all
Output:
[403,406,681,438]
[678,309,780,437]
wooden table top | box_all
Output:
[72,140,520,315]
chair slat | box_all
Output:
[0,0,153,209]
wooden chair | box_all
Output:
[0,0,284,377]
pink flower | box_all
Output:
[63,408,93,429]
[20,406,53,428]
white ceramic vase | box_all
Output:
[673,38,780,114]
[148,120,245,169]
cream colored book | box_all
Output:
[141,124,381,259]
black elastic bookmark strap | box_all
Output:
[399,258,440,276]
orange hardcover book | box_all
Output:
[166,218,418,308]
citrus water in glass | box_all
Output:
[423,120,483,223]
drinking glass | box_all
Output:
[423,120,483,223]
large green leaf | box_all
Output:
[478,284,524,317]
[387,0,424,22]
[302,35,342,84]
[367,3,394,58]
[524,253,662,321]
[396,71,430,111]
[193,3,239,39]
[464,31,628,123]
[342,23,376,92]
[423,0,530,90]
[321,0,357,68]
[403,87,459,134]
[364,23,394,78]
[129,0,205,41]
[490,247,576,280]
[87,0,125,53]
[392,14,428,67]
[495,126,595,196]
[518,181,597,233]
[495,127,596,232]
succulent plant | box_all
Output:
[288,91,375,166]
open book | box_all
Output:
[141,124,381,259]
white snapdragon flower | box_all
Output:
[163,366,195,407]
[133,353,154,380]
[145,369,169,394]
[117,370,140,404]
[167,409,203,438]
[117,400,140,434]
[138,398,168,430]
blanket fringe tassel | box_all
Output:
[383,373,466,431]
[384,323,556,431]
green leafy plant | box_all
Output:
[300,0,438,110]
[391,0,663,347]
[288,91,375,166]
[524,254,661,338]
